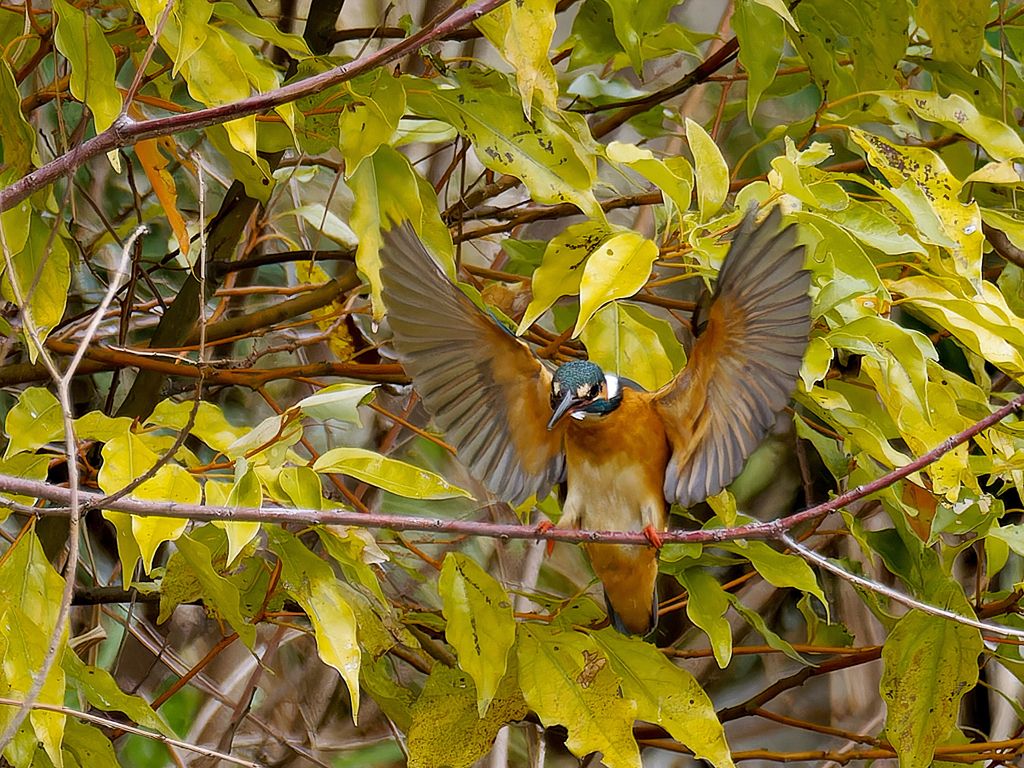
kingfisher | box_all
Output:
[379,207,812,635]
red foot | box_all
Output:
[536,520,556,555]
[643,524,664,549]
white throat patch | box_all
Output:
[604,373,620,399]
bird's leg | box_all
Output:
[643,525,663,549]
[535,520,556,555]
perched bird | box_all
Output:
[379,208,812,635]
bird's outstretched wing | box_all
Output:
[379,222,566,505]
[653,207,812,508]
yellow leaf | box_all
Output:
[850,129,983,286]
[267,528,361,720]
[686,118,728,221]
[478,0,559,120]
[517,221,612,333]
[517,624,641,768]
[439,553,516,716]
[576,231,658,335]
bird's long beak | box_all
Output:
[547,390,577,430]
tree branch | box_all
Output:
[0,0,512,213]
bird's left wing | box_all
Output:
[379,222,566,506]
[652,207,812,508]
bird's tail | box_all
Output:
[585,542,659,636]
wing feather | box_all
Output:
[380,222,566,505]
[654,207,812,507]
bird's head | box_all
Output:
[547,360,622,430]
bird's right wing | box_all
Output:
[653,207,812,508]
[379,222,566,506]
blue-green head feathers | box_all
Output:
[547,360,622,429]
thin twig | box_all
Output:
[0,697,260,768]
[1,0,513,213]
[0,226,143,752]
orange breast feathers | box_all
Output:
[562,389,672,635]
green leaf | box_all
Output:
[173,529,257,648]
[601,0,679,74]
[212,2,311,56]
[407,664,527,768]
[314,446,473,500]
[751,0,798,28]
[178,24,259,162]
[517,623,640,768]
[734,0,784,121]
[361,655,416,733]
[292,58,347,156]
[168,0,212,75]
[224,411,303,464]
[988,524,1024,557]
[287,203,359,247]
[317,527,389,605]
[727,594,811,665]
[828,200,927,256]
[685,119,728,221]
[675,567,732,668]
[63,650,174,737]
[439,553,516,716]
[0,59,40,175]
[62,718,121,768]
[1,217,71,357]
[75,411,133,444]
[813,0,908,92]
[338,70,407,172]
[565,0,623,70]
[298,383,375,427]
[349,144,453,319]
[725,541,828,616]
[266,527,361,720]
[408,72,604,222]
[100,511,143,589]
[594,629,735,768]
[576,231,659,334]
[916,0,987,69]
[0,525,65,639]
[794,417,850,481]
[97,432,196,573]
[0,453,48,521]
[214,456,263,565]
[605,141,694,216]
[789,2,858,105]
[0,528,67,767]
[277,465,324,510]
[880,611,982,768]
[0,605,66,768]
[148,399,248,453]
[3,387,63,459]
[581,301,686,391]
[826,315,936,413]
[53,0,123,135]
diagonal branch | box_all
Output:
[1,389,1022,637]
[1,0,512,213]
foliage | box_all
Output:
[1,0,1024,766]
